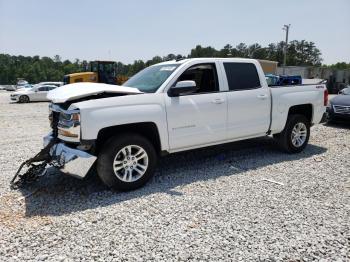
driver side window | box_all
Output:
[177,63,219,94]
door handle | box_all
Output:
[211,98,225,104]
[257,94,268,99]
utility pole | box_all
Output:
[282,24,291,68]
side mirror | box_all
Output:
[168,80,197,97]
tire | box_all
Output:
[96,133,157,191]
[19,95,29,103]
[274,114,310,153]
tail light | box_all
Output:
[324,89,328,106]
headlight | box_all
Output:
[57,109,81,143]
[59,111,80,124]
[49,104,81,143]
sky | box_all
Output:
[0,0,349,65]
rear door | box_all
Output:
[165,62,227,150]
[220,62,271,139]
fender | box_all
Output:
[73,93,170,151]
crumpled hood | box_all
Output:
[47,82,142,103]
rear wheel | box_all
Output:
[274,114,310,153]
[19,95,29,103]
[97,133,157,191]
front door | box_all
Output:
[165,63,227,150]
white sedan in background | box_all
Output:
[37,81,63,87]
[10,85,57,103]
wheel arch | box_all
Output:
[96,122,163,155]
[287,104,313,123]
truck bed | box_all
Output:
[269,84,326,134]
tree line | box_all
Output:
[0,40,348,84]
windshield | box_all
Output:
[123,64,179,93]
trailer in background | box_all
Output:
[258,60,278,74]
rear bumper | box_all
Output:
[44,134,96,179]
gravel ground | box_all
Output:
[0,91,349,261]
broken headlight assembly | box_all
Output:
[57,109,81,143]
[49,104,81,143]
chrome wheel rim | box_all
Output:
[291,122,307,147]
[113,145,148,183]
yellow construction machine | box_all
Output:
[63,61,128,85]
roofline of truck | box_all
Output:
[156,57,263,66]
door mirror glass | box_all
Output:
[168,81,197,97]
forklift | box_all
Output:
[63,61,128,85]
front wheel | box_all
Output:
[97,133,157,191]
[274,114,310,153]
[19,95,29,103]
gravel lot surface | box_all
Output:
[0,91,349,261]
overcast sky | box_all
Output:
[1,0,349,64]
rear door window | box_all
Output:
[223,63,261,91]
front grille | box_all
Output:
[333,105,350,114]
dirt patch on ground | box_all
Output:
[0,192,52,229]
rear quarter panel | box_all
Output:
[270,85,326,133]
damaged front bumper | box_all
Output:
[44,134,97,179]
[12,128,97,189]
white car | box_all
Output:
[15,84,33,91]
[16,79,28,89]
[22,58,328,191]
[37,81,63,87]
[4,85,17,91]
[10,85,57,103]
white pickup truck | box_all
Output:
[24,58,327,191]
